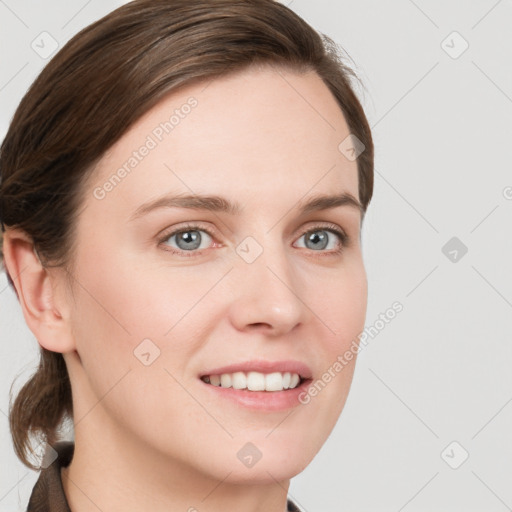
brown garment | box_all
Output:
[26,441,302,511]
[26,441,73,512]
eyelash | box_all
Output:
[157,222,349,258]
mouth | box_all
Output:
[198,360,313,411]
[200,371,306,392]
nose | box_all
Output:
[227,244,310,336]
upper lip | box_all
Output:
[200,360,313,380]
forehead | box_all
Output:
[87,64,359,218]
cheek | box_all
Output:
[312,257,368,352]
[68,245,229,420]
[296,260,367,431]
[72,243,218,349]
[67,251,208,453]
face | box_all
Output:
[62,63,367,483]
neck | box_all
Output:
[61,413,292,512]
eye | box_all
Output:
[157,222,349,257]
[294,223,348,255]
[158,223,215,257]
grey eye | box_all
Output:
[164,229,213,252]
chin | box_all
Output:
[208,432,322,484]
[217,456,312,484]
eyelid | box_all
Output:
[157,221,217,244]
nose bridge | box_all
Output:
[229,230,307,333]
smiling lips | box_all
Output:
[199,360,313,411]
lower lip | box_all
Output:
[200,378,312,411]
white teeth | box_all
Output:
[265,372,284,391]
[289,373,300,389]
[247,371,265,391]
[232,371,247,389]
[220,374,232,388]
[203,371,303,391]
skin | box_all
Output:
[4,63,368,512]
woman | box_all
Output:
[0,0,374,510]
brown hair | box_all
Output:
[0,0,374,470]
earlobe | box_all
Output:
[2,228,75,354]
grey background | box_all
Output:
[1,1,511,511]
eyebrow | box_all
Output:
[129,191,364,221]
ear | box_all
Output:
[2,227,76,354]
